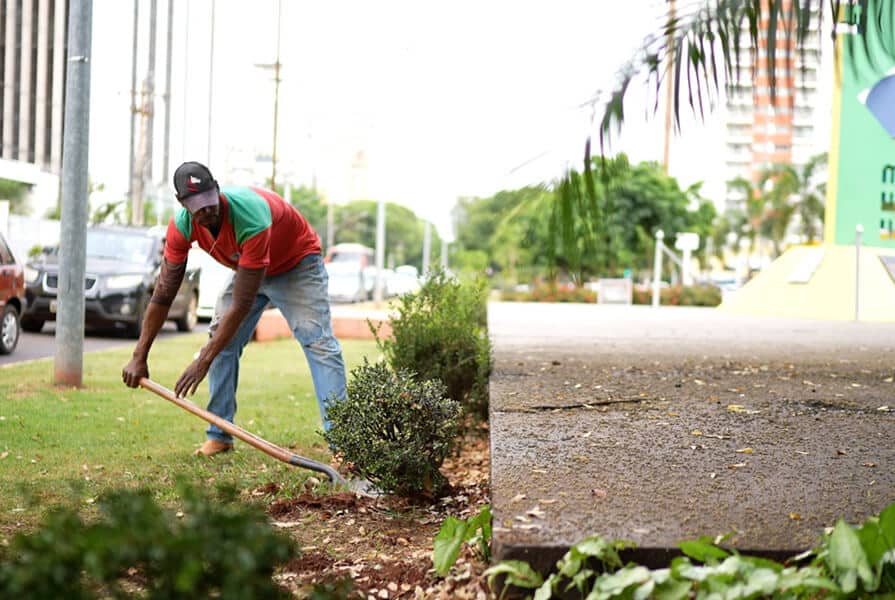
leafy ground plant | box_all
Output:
[433,505,492,577]
[374,269,492,420]
[0,484,297,599]
[483,500,895,599]
[323,359,461,497]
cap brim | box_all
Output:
[181,188,219,213]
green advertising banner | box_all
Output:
[827,7,895,247]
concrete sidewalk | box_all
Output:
[488,302,895,571]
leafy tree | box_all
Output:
[785,152,828,243]
[596,1,891,146]
[455,156,708,284]
[552,2,885,268]
[331,200,440,270]
[726,176,768,258]
[0,179,30,215]
[551,154,697,282]
[287,185,327,238]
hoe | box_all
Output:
[138,377,374,495]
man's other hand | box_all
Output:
[174,358,211,398]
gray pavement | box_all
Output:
[488,302,895,571]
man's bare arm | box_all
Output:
[122,260,186,387]
[173,265,266,397]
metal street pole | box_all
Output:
[855,224,863,321]
[422,220,431,277]
[127,0,138,203]
[652,230,664,308]
[55,0,92,387]
[206,0,215,164]
[255,0,282,190]
[373,199,386,303]
[271,0,282,191]
[161,0,174,187]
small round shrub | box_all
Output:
[375,270,492,420]
[323,360,461,497]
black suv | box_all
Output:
[22,226,200,338]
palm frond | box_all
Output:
[597,0,895,149]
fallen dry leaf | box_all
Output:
[526,507,546,519]
[510,493,527,503]
[736,448,754,454]
[789,513,802,520]
[0,452,8,460]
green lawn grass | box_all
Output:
[0,333,379,530]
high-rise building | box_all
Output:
[723,2,822,213]
[1,0,68,172]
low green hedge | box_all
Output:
[501,283,722,307]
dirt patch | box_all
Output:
[269,491,367,518]
[269,429,492,598]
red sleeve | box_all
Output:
[164,217,191,264]
[238,228,271,270]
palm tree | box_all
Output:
[551,2,884,268]
[789,152,828,243]
[595,1,893,147]
[726,176,768,259]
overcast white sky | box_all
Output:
[86,1,829,239]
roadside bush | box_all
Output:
[0,485,296,599]
[501,283,596,303]
[502,283,721,307]
[323,359,461,497]
[631,284,722,306]
[375,269,492,419]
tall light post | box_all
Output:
[255,0,282,191]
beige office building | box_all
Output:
[723,1,823,212]
[1,0,68,173]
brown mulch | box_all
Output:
[264,427,493,599]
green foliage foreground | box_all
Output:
[483,501,895,599]
[0,484,296,599]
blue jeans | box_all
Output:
[204,253,347,443]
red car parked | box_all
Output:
[0,231,25,354]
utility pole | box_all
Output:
[161,0,174,187]
[127,0,138,209]
[55,0,92,387]
[207,0,215,164]
[440,238,449,271]
[422,220,431,277]
[256,0,282,190]
[131,0,158,225]
[662,0,676,174]
[373,199,386,303]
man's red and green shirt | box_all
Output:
[164,186,321,275]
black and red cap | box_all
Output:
[173,161,219,213]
